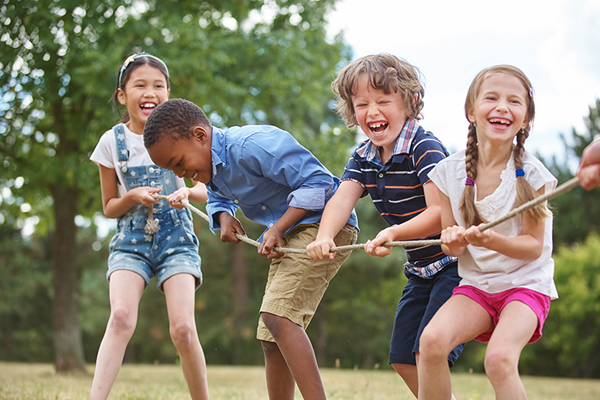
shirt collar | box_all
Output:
[356,119,420,162]
[210,127,226,179]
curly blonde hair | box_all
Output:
[332,54,424,128]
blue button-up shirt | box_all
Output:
[206,125,358,239]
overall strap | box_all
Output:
[112,123,130,172]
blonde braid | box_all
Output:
[459,123,487,226]
[513,129,550,221]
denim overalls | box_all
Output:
[107,124,202,291]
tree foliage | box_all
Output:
[0,0,355,372]
[543,99,600,247]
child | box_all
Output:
[418,65,558,400]
[306,54,464,398]
[578,137,600,190]
[143,98,359,400]
[89,53,209,400]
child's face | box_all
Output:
[147,128,212,184]
[469,73,529,146]
[351,74,409,162]
[118,64,170,135]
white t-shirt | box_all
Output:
[90,124,185,198]
[430,150,558,299]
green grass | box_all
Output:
[1,362,600,399]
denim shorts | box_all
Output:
[257,223,358,342]
[107,207,202,291]
[389,261,464,366]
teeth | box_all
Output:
[191,172,198,180]
[489,119,510,125]
[370,123,386,129]
[141,103,156,109]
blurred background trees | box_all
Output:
[1,0,600,378]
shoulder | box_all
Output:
[523,152,557,189]
[431,150,466,177]
[411,127,448,152]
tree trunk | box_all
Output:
[51,185,86,372]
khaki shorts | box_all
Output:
[257,222,358,342]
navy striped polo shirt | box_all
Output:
[342,119,454,277]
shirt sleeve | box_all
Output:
[237,128,336,211]
[206,189,239,232]
[411,134,450,186]
[90,130,116,169]
[340,147,369,198]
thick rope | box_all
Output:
[153,176,580,254]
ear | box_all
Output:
[467,112,476,123]
[192,125,209,143]
[117,88,126,105]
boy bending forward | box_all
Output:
[144,98,358,400]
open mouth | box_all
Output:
[488,118,511,128]
[191,172,198,180]
[369,122,389,134]
[140,102,156,114]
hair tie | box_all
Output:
[465,177,475,186]
[515,168,525,178]
[118,53,170,89]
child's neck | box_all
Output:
[477,141,513,170]
[126,120,144,136]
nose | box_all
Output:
[496,100,509,112]
[367,103,380,116]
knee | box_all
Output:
[108,306,136,337]
[260,339,280,357]
[418,325,451,362]
[484,347,517,382]
[169,320,197,351]
[260,312,285,339]
[392,363,416,380]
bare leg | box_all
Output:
[418,295,493,400]
[484,301,537,400]
[392,363,419,397]
[261,312,326,400]
[261,340,296,400]
[90,270,145,400]
[164,274,209,400]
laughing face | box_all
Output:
[117,64,170,135]
[351,74,409,163]
[469,72,529,147]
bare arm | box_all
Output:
[306,180,363,260]
[439,189,468,257]
[98,165,160,219]
[462,187,547,261]
[167,180,209,209]
[365,181,443,257]
[259,206,309,259]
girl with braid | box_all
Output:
[417,65,557,400]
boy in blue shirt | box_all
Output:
[306,54,464,398]
[144,98,358,400]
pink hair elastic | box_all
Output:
[465,177,475,186]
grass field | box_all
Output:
[1,362,600,400]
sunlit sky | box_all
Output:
[327,0,600,162]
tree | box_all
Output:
[543,99,600,247]
[1,0,352,371]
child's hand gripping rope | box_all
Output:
[154,176,579,254]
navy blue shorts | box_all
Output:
[389,261,464,366]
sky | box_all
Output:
[326,0,600,162]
